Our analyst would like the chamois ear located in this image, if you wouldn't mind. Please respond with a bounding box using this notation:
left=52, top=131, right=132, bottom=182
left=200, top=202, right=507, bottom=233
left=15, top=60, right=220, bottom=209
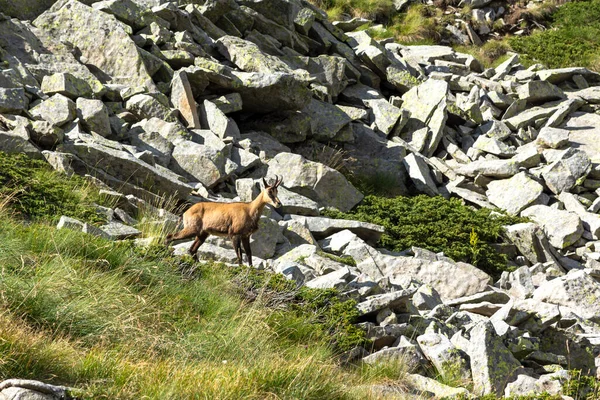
left=262, top=177, right=269, bottom=189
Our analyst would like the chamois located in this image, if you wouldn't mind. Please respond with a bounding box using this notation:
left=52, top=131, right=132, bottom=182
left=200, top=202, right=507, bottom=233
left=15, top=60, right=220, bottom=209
left=165, top=176, right=283, bottom=266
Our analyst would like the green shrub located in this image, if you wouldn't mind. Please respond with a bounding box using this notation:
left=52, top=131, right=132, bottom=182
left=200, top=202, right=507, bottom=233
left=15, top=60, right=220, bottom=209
left=231, top=266, right=367, bottom=352
left=324, top=195, right=524, bottom=276
left=509, top=0, right=600, bottom=70
left=0, top=152, right=106, bottom=223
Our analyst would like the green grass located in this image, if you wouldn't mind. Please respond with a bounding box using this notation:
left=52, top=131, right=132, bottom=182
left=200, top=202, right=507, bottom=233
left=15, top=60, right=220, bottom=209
left=0, top=152, right=109, bottom=224
left=0, top=152, right=407, bottom=399
left=324, top=195, right=524, bottom=276
left=0, top=209, right=405, bottom=399
left=509, top=0, right=600, bottom=70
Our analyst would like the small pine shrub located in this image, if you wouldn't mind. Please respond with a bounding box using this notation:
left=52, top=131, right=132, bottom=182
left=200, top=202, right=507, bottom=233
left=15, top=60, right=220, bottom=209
left=509, top=0, right=600, bottom=70
left=324, top=195, right=524, bottom=276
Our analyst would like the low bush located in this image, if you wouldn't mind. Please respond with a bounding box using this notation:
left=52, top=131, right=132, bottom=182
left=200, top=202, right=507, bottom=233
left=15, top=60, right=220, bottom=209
left=325, top=195, right=524, bottom=276
left=509, top=0, right=600, bottom=70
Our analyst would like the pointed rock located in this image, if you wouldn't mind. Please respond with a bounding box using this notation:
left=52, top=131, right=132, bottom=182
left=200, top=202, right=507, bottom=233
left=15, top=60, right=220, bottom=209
left=171, top=71, right=200, bottom=129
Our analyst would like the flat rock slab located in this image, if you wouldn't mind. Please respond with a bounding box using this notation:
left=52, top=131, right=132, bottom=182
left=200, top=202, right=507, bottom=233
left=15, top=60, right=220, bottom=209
left=562, top=112, right=600, bottom=163
left=34, top=0, right=155, bottom=91
left=287, top=215, right=384, bottom=244
left=486, top=172, right=544, bottom=215
left=533, top=270, right=600, bottom=323
left=521, top=205, right=583, bottom=249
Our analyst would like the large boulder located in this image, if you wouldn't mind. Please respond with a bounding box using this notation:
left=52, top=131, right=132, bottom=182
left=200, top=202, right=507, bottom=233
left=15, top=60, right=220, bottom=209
left=76, top=98, right=111, bottom=137
left=469, top=321, right=523, bottom=396
left=188, top=59, right=311, bottom=113
left=267, top=153, right=363, bottom=212
left=41, top=72, right=93, bottom=99
left=169, top=137, right=235, bottom=188
left=517, top=81, right=565, bottom=104
left=486, top=172, right=544, bottom=215
left=59, top=140, right=192, bottom=199
left=34, top=0, right=156, bottom=92
left=0, top=17, right=104, bottom=97
left=383, top=256, right=492, bottom=302
left=521, top=205, right=583, bottom=249
left=533, top=270, right=600, bottom=322
left=302, top=99, right=352, bottom=142
left=215, top=35, right=291, bottom=74
left=541, top=148, right=591, bottom=194
left=170, top=71, right=200, bottom=129
left=401, top=79, right=448, bottom=156
left=0, top=88, right=28, bottom=114
left=30, top=94, right=76, bottom=127
left=287, top=215, right=384, bottom=243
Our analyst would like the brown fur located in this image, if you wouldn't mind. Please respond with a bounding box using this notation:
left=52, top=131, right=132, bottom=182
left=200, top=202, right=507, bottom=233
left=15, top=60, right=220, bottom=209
left=165, top=178, right=282, bottom=266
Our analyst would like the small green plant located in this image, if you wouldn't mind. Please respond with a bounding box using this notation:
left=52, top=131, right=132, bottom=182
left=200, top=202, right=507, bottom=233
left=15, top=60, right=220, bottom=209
left=324, top=195, right=524, bottom=276
left=563, top=369, right=600, bottom=399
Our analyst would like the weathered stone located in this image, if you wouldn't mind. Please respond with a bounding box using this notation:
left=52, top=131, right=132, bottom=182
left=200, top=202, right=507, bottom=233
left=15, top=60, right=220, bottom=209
left=521, top=205, right=583, bottom=249
left=0, top=87, right=27, bottom=114
left=98, top=221, right=141, bottom=240
left=216, top=35, right=291, bottom=74
left=319, top=229, right=358, bottom=254
left=534, top=270, right=600, bottom=322
left=383, top=257, right=492, bottom=302
left=29, top=121, right=64, bottom=150
left=406, top=374, right=470, bottom=398
left=417, top=333, right=471, bottom=381
left=287, top=215, right=384, bottom=244
left=169, top=138, right=234, bottom=188
left=302, top=99, right=352, bottom=141
left=541, top=148, right=592, bottom=194
left=57, top=215, right=85, bottom=231
left=267, top=153, right=363, bottom=212
left=517, top=81, right=565, bottom=104
left=170, top=71, right=200, bottom=129
left=558, top=192, right=600, bottom=239
left=452, top=159, right=520, bottom=178
left=486, top=172, right=544, bottom=215
left=473, top=135, right=516, bottom=157
left=401, top=79, right=448, bottom=156
left=92, top=0, right=159, bottom=30
left=305, top=266, right=351, bottom=289
left=276, top=187, right=319, bottom=216
left=40, top=72, right=93, bottom=99
left=126, top=94, right=176, bottom=123
left=503, top=223, right=559, bottom=265
left=60, top=140, right=192, bottom=199
left=403, top=153, right=439, bottom=196
left=29, top=94, right=76, bottom=127
left=76, top=98, right=111, bottom=137
left=536, top=127, right=569, bottom=149
left=561, top=112, right=600, bottom=162
left=356, top=289, right=416, bottom=316
left=504, top=102, right=563, bottom=131
left=34, top=0, right=155, bottom=91
left=478, top=120, right=512, bottom=141
left=200, top=100, right=240, bottom=139
left=469, top=321, right=523, bottom=396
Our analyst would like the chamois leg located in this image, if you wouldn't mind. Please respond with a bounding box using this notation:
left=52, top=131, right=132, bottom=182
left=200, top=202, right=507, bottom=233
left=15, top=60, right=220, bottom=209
left=231, top=236, right=243, bottom=265
left=241, top=236, right=253, bottom=267
left=165, top=227, right=197, bottom=245
left=189, top=232, right=208, bottom=261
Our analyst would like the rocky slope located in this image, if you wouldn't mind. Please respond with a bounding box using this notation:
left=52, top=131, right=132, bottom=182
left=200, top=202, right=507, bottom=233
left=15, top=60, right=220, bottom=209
left=1, top=0, right=600, bottom=398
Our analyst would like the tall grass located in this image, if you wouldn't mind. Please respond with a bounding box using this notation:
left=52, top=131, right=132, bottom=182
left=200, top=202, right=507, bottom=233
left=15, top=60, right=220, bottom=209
left=0, top=207, right=411, bottom=398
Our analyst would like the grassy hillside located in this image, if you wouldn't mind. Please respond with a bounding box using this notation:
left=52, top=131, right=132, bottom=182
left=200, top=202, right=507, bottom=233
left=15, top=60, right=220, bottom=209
left=311, top=0, right=600, bottom=71
left=0, top=152, right=406, bottom=399
left=509, top=0, right=600, bottom=70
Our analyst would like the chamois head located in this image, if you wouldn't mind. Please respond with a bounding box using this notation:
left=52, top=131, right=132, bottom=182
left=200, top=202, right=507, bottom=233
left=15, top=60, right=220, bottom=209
left=262, top=176, right=283, bottom=208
